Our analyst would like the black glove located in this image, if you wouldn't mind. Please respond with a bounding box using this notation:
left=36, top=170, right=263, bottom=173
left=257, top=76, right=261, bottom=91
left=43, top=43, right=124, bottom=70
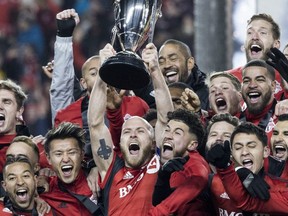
left=236, top=167, right=270, bottom=201
left=206, top=140, right=231, bottom=169
left=266, top=47, right=288, bottom=82
left=56, top=18, right=76, bottom=37
left=152, top=156, right=189, bottom=206
left=158, top=156, right=189, bottom=182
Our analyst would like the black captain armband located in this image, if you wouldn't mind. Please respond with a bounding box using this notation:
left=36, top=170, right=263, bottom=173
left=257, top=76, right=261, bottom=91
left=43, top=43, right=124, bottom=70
left=57, top=18, right=76, bottom=37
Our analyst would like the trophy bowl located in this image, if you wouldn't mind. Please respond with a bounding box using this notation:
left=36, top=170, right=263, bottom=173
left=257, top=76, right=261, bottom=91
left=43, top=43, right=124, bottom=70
left=99, top=0, right=161, bottom=90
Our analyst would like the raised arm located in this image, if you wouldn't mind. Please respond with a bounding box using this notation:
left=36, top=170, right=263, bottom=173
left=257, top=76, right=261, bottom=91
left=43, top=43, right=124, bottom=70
left=50, top=9, right=80, bottom=123
left=88, top=44, right=116, bottom=180
left=141, top=43, right=174, bottom=147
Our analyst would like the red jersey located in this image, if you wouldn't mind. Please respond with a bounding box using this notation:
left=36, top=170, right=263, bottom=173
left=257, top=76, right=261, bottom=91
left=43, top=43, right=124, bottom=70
left=149, top=150, right=210, bottom=216
left=40, top=170, right=94, bottom=216
left=54, top=96, right=84, bottom=127
left=218, top=164, right=288, bottom=215
left=0, top=201, right=53, bottom=216
left=210, top=174, right=243, bottom=216
left=0, top=134, right=16, bottom=174
left=227, top=66, right=284, bottom=101
left=100, top=154, right=160, bottom=215
left=240, top=100, right=278, bottom=149
left=54, top=95, right=149, bottom=128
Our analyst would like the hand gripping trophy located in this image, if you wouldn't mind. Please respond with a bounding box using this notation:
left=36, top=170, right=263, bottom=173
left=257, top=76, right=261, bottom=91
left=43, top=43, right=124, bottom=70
left=99, top=0, right=162, bottom=90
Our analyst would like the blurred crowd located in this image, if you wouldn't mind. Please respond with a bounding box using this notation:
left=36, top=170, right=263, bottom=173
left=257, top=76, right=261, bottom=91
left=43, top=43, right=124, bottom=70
left=0, top=0, right=194, bottom=135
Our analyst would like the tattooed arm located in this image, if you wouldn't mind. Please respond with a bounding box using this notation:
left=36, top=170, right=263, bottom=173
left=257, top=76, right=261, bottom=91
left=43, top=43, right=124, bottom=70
left=88, top=44, right=116, bottom=181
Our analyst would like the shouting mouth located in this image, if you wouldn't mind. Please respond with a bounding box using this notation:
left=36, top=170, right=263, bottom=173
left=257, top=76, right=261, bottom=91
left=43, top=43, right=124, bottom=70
left=215, top=98, right=227, bottom=111
left=242, top=159, right=253, bottom=171
left=16, top=188, right=28, bottom=202
left=247, top=92, right=261, bottom=104
left=164, top=70, right=178, bottom=83
left=61, top=165, right=73, bottom=176
left=274, top=144, right=287, bottom=160
left=129, top=143, right=140, bottom=155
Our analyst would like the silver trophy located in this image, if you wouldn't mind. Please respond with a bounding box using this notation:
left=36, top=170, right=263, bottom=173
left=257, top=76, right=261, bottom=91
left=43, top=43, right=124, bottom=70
left=99, top=0, right=162, bottom=90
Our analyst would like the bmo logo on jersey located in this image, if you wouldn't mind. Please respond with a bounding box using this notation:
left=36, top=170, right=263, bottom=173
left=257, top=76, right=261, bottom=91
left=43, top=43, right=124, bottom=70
left=219, top=208, right=269, bottom=216
left=118, top=156, right=160, bottom=198
left=219, top=208, right=243, bottom=216
left=119, top=173, right=144, bottom=198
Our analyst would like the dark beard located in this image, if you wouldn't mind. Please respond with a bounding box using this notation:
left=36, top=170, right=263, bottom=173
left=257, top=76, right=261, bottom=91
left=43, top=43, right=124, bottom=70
left=121, top=146, right=153, bottom=169
left=174, top=148, right=187, bottom=158
left=179, top=64, right=189, bottom=83
left=246, top=90, right=273, bottom=115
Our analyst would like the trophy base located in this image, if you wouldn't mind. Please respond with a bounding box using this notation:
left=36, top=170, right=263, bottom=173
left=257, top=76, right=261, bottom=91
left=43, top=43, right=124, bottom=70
left=99, top=52, right=151, bottom=90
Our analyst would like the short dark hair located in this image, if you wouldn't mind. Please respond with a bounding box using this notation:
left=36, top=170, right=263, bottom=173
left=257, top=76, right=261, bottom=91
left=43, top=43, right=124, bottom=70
left=242, top=59, right=275, bottom=81
left=230, top=122, right=267, bottom=148
left=3, top=156, right=33, bottom=178
left=44, top=122, right=86, bottom=153
left=278, top=114, right=288, bottom=122
left=10, top=136, right=40, bottom=161
left=143, top=108, right=157, bottom=123
left=168, top=82, right=193, bottom=91
left=248, top=13, right=280, bottom=40
left=162, top=39, right=192, bottom=59
left=206, top=113, right=240, bottom=135
left=167, top=109, right=206, bottom=148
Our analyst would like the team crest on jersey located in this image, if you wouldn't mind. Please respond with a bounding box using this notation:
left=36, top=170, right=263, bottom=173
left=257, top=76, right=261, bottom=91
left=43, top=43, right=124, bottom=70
left=265, top=117, right=275, bottom=132
left=147, top=155, right=160, bottom=174
left=274, top=80, right=282, bottom=94
left=123, top=114, right=132, bottom=121
left=241, top=102, right=247, bottom=112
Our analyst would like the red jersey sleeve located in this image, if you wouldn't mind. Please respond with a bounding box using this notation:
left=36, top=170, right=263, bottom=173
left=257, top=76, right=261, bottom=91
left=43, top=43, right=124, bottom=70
left=218, top=164, right=288, bottom=214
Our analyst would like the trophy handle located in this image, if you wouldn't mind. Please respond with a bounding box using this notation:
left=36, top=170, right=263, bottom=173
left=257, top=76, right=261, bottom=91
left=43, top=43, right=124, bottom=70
left=111, top=26, right=117, bottom=47
left=112, top=0, right=126, bottom=51
left=111, top=1, right=119, bottom=47
left=148, top=0, right=162, bottom=43
left=148, top=0, right=158, bottom=43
